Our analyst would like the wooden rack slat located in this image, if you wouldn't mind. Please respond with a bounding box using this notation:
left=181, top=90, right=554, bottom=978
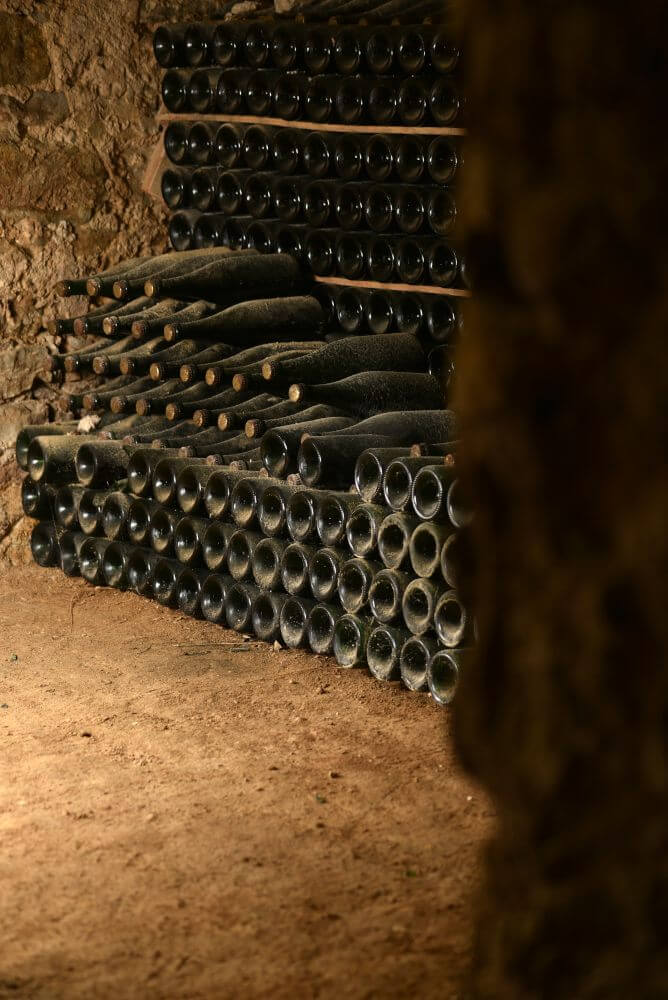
left=315, top=275, right=471, bottom=298
left=157, top=112, right=466, bottom=137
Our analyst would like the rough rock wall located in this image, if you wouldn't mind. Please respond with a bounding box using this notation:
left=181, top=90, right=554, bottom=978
left=0, top=1, right=256, bottom=562
left=454, top=0, right=668, bottom=996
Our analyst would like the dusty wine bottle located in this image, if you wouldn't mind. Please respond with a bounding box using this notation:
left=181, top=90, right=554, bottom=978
left=290, top=372, right=445, bottom=421
left=306, top=602, right=343, bottom=656
left=368, top=567, right=413, bottom=625
left=144, top=253, right=308, bottom=304
left=279, top=595, right=318, bottom=649
left=400, top=635, right=441, bottom=691
left=345, top=502, right=387, bottom=559
left=22, top=478, right=56, bottom=520
left=401, top=577, right=445, bottom=635
left=307, top=547, right=345, bottom=603
left=333, top=613, right=373, bottom=669
left=384, top=456, right=452, bottom=511
left=366, top=623, right=412, bottom=682
left=377, top=511, right=421, bottom=570
left=263, top=332, right=426, bottom=387
left=411, top=464, right=458, bottom=521
left=354, top=448, right=415, bottom=503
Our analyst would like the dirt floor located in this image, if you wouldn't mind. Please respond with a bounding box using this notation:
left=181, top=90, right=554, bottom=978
left=0, top=563, right=492, bottom=1000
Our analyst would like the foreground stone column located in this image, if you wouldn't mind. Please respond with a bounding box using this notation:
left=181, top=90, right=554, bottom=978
left=453, top=1, right=668, bottom=996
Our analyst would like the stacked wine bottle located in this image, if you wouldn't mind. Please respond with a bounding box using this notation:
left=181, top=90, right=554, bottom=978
left=18, top=246, right=470, bottom=705
left=155, top=13, right=467, bottom=345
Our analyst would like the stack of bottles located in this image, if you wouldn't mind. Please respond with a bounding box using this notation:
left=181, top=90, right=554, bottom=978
left=154, top=12, right=467, bottom=344
left=18, top=246, right=471, bottom=705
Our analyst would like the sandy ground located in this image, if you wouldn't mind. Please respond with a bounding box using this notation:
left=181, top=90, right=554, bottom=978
left=0, top=564, right=492, bottom=1000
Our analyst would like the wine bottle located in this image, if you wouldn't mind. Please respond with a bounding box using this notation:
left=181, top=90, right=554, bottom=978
left=427, top=647, right=466, bottom=706
left=427, top=136, right=460, bottom=185
left=299, top=434, right=398, bottom=489
left=411, top=464, right=458, bottom=521
left=410, top=521, right=455, bottom=580
left=169, top=210, right=198, bottom=251
left=338, top=556, right=382, bottom=614
left=164, top=122, right=189, bottom=164
left=92, top=336, right=165, bottom=377
left=251, top=536, right=290, bottom=590
left=280, top=541, right=316, bottom=596
left=21, top=477, right=56, bottom=520
left=123, top=338, right=201, bottom=378
left=205, top=338, right=321, bottom=383
left=272, top=129, right=302, bottom=175
left=430, top=78, right=462, bottom=126
left=201, top=393, right=280, bottom=430
left=75, top=441, right=140, bottom=488
left=307, top=602, right=343, bottom=655
left=289, top=372, right=445, bottom=420
left=325, top=410, right=459, bottom=449
left=193, top=213, right=229, bottom=250
left=273, top=72, right=307, bottom=120
left=49, top=335, right=128, bottom=375
left=245, top=69, right=282, bottom=115
left=187, top=121, right=219, bottom=164
left=173, top=463, right=218, bottom=514
left=86, top=247, right=231, bottom=298
left=345, top=502, right=387, bottom=559
left=145, top=253, right=308, bottom=303
left=366, top=236, right=395, bottom=282
left=225, top=580, right=262, bottom=632
left=308, top=547, right=345, bottom=603
left=337, top=76, right=397, bottom=125
left=255, top=481, right=299, bottom=537
left=53, top=484, right=88, bottom=529
left=55, top=257, right=151, bottom=298
left=75, top=297, right=155, bottom=336
left=279, top=595, right=317, bottom=649
left=245, top=403, right=345, bottom=439
left=252, top=591, right=291, bottom=642
left=153, top=24, right=189, bottom=68
left=383, top=456, right=447, bottom=511
left=161, top=167, right=191, bottom=209
left=354, top=447, right=414, bottom=503
left=212, top=20, right=246, bottom=67
left=303, top=27, right=333, bottom=74
left=400, top=634, right=441, bottom=691
left=215, top=123, right=243, bottom=169
left=185, top=23, right=217, bottom=67
left=101, top=377, right=168, bottom=415
left=285, top=488, right=319, bottom=543
left=78, top=536, right=110, bottom=583
left=368, top=568, right=413, bottom=625
left=178, top=344, right=239, bottom=384
left=227, top=529, right=262, bottom=581
left=303, top=132, right=331, bottom=179
left=216, top=68, right=254, bottom=114
left=365, top=623, right=408, bottom=682
left=150, top=506, right=182, bottom=556
left=263, top=332, right=426, bottom=387
left=164, top=296, right=322, bottom=347
left=188, top=167, right=223, bottom=212
left=377, top=511, right=421, bottom=569
left=333, top=613, right=373, bottom=669
left=243, top=172, right=275, bottom=219
left=261, top=417, right=358, bottom=479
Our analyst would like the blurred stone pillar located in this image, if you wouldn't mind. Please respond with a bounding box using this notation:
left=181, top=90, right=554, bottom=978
left=453, top=1, right=668, bottom=996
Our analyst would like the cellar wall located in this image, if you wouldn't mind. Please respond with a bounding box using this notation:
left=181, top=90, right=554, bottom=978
left=0, top=0, right=261, bottom=561
left=453, top=0, right=668, bottom=995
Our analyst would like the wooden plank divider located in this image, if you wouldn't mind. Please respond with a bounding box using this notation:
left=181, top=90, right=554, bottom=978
left=314, top=275, right=471, bottom=298
left=157, top=111, right=466, bottom=137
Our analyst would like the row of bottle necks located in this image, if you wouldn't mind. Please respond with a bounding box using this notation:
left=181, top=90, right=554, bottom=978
left=154, top=21, right=460, bottom=78
left=164, top=121, right=461, bottom=187
left=167, top=211, right=466, bottom=292
left=161, top=167, right=458, bottom=238
left=162, top=68, right=463, bottom=127
left=156, top=232, right=463, bottom=339
left=30, top=521, right=465, bottom=702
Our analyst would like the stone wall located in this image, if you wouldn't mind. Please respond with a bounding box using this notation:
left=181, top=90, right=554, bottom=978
left=454, top=0, right=668, bottom=995
left=0, top=0, right=260, bottom=562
